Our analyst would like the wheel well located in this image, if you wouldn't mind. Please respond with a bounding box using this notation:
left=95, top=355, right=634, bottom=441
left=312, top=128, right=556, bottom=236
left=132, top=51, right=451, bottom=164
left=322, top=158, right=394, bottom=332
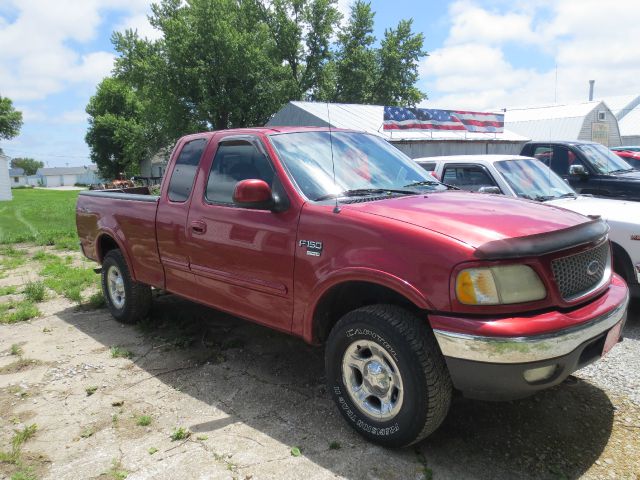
left=312, top=281, right=423, bottom=344
left=611, top=241, right=634, bottom=283
left=97, top=235, right=120, bottom=263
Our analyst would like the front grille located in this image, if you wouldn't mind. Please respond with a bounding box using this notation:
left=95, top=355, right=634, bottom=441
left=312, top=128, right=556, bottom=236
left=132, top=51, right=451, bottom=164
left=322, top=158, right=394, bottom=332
left=551, top=242, right=610, bottom=300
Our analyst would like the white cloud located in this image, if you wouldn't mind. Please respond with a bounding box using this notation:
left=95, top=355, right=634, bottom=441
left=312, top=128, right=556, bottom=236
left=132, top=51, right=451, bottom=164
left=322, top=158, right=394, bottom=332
left=421, top=0, right=640, bottom=110
left=0, top=0, right=153, bottom=101
left=115, top=12, right=163, bottom=40
left=446, top=1, right=538, bottom=46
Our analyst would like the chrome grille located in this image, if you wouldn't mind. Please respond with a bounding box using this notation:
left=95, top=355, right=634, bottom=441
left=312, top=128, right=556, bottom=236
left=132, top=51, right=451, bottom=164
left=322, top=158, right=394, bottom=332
left=551, top=242, right=610, bottom=300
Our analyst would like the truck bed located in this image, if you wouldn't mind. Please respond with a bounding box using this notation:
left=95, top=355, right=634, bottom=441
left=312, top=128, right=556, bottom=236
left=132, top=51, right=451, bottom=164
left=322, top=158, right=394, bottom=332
left=76, top=187, right=164, bottom=288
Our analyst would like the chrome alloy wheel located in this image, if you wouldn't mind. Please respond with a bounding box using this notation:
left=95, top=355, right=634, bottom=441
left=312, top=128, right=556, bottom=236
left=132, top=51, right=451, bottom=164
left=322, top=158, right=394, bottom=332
left=341, top=339, right=404, bottom=421
left=107, top=265, right=126, bottom=309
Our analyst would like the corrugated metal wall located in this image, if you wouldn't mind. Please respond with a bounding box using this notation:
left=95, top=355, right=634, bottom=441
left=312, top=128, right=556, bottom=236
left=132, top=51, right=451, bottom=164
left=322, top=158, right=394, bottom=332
left=621, top=135, right=640, bottom=145
left=391, top=140, right=527, bottom=159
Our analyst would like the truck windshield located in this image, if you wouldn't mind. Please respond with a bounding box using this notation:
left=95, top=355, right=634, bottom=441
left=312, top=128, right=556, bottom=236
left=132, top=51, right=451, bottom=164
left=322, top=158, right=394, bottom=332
left=576, top=143, right=634, bottom=174
left=268, top=131, right=447, bottom=201
left=494, top=158, right=576, bottom=201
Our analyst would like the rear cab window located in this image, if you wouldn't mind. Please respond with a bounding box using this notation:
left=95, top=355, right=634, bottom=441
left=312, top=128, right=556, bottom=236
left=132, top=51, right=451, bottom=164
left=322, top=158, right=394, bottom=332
left=167, top=138, right=208, bottom=202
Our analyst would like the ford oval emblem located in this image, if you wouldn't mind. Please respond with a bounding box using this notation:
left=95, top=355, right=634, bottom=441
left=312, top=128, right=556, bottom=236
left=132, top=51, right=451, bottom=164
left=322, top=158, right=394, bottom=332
left=586, top=260, right=600, bottom=276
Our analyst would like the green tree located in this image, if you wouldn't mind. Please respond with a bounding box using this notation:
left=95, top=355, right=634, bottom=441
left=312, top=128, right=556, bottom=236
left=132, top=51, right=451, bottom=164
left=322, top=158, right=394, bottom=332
left=258, top=0, right=341, bottom=99
left=85, top=77, right=147, bottom=179
left=0, top=96, right=23, bottom=140
left=373, top=19, right=427, bottom=106
left=334, top=1, right=377, bottom=103
left=10, top=157, right=44, bottom=176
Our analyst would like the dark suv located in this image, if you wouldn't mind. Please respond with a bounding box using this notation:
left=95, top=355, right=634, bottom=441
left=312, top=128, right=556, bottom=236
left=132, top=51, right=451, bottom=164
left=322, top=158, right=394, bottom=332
left=521, top=140, right=640, bottom=201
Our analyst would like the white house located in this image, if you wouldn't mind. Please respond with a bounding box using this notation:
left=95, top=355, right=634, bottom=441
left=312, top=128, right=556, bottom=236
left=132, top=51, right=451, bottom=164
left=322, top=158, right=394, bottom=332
left=36, top=165, right=103, bottom=187
left=8, top=168, right=27, bottom=187
left=0, top=153, right=11, bottom=201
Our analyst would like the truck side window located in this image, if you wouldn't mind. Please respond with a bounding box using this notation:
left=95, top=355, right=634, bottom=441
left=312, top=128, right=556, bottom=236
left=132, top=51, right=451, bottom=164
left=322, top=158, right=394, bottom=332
left=548, top=147, right=585, bottom=176
left=441, top=165, right=498, bottom=192
left=532, top=146, right=552, bottom=167
left=206, top=141, right=275, bottom=204
left=167, top=138, right=207, bottom=202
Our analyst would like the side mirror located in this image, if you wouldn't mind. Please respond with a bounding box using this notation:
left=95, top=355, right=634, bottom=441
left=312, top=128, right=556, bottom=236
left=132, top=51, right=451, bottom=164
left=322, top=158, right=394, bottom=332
left=569, top=164, right=588, bottom=176
left=478, top=186, right=501, bottom=194
left=233, top=179, right=274, bottom=209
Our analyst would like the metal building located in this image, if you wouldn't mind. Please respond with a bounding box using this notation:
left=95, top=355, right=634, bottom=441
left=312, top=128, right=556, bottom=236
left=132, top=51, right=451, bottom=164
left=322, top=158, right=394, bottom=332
left=0, top=153, right=12, bottom=201
left=600, top=94, right=640, bottom=146
left=266, top=101, right=529, bottom=158
left=504, top=101, right=622, bottom=147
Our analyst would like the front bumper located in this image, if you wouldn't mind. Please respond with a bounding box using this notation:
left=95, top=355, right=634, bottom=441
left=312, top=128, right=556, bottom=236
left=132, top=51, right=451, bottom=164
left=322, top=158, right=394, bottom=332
left=431, top=276, right=629, bottom=400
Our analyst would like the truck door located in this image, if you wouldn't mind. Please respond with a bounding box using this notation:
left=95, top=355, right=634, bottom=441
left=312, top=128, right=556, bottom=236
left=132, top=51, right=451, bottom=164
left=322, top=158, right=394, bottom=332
left=533, top=145, right=592, bottom=194
left=186, top=135, right=299, bottom=332
left=156, top=136, right=208, bottom=298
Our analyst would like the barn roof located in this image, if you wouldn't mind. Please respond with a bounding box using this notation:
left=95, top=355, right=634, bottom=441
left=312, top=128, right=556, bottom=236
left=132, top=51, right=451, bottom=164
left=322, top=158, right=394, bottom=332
left=267, top=101, right=528, bottom=142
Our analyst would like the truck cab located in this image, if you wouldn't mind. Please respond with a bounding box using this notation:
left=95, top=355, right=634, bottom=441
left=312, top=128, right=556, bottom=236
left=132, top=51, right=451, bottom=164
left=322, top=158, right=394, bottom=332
left=521, top=140, right=640, bottom=201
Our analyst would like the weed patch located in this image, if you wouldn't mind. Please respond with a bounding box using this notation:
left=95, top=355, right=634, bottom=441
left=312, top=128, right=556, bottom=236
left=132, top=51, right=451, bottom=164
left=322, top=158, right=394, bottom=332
left=0, top=301, right=40, bottom=324
left=0, top=424, right=37, bottom=465
left=10, top=344, right=23, bottom=356
left=0, top=358, right=41, bottom=375
left=39, top=255, right=96, bottom=302
left=85, top=386, right=98, bottom=396
left=170, top=427, right=190, bottom=441
left=136, top=415, right=152, bottom=427
left=110, top=346, right=133, bottom=359
left=85, top=292, right=106, bottom=309
left=0, top=285, right=17, bottom=296
left=23, top=282, right=45, bottom=303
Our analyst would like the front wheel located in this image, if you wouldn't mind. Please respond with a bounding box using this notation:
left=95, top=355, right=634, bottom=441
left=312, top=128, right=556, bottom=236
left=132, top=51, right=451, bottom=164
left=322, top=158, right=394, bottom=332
left=101, top=249, right=151, bottom=324
left=325, top=304, right=452, bottom=447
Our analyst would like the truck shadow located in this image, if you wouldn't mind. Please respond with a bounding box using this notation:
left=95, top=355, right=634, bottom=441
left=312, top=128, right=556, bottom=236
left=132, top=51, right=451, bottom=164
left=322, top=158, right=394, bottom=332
left=56, top=293, right=620, bottom=480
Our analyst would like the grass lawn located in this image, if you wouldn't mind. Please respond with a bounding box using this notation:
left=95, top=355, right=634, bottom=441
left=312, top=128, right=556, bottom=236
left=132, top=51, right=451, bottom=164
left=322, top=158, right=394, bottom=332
left=0, top=189, right=80, bottom=248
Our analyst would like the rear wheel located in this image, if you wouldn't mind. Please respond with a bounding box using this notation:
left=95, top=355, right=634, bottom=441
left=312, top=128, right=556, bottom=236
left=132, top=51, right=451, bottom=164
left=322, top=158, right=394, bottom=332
left=325, top=304, right=452, bottom=447
left=101, top=249, right=151, bottom=324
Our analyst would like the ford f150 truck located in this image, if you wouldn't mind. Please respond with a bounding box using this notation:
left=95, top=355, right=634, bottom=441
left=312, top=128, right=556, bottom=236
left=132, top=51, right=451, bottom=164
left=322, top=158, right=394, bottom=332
left=77, top=127, right=629, bottom=447
left=521, top=140, right=640, bottom=201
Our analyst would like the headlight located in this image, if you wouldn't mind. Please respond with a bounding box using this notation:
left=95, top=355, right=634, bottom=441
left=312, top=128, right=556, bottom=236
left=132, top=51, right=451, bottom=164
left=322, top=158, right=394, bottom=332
left=456, top=265, right=546, bottom=305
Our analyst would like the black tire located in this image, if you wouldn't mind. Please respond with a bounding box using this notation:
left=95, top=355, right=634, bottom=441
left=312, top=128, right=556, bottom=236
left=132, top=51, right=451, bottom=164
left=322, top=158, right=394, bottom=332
left=325, top=304, right=452, bottom=447
left=101, top=249, right=151, bottom=324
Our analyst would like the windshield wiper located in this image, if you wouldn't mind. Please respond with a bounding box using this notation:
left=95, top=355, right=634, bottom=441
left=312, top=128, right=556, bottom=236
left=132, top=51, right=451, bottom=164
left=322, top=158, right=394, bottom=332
left=534, top=195, right=557, bottom=201
left=608, top=168, right=635, bottom=174
left=403, top=180, right=459, bottom=191
left=558, top=192, right=577, bottom=198
left=315, top=188, right=418, bottom=202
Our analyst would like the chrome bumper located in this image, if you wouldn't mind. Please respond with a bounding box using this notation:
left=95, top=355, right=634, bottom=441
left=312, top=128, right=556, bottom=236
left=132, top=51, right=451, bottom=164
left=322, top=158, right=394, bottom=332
left=434, top=292, right=629, bottom=364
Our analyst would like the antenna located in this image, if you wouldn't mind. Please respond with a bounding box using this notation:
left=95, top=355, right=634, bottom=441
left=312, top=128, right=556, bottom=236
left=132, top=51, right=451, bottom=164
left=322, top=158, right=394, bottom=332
left=326, top=102, right=340, bottom=213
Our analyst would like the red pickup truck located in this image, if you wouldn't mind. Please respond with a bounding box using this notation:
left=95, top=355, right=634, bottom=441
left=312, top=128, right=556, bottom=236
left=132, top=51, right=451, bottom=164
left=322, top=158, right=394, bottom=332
left=77, top=127, right=629, bottom=447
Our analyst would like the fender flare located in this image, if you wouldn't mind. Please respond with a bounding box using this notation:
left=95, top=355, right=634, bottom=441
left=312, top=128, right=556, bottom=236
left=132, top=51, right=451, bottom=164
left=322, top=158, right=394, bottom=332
left=95, top=229, right=138, bottom=282
left=302, top=267, right=434, bottom=343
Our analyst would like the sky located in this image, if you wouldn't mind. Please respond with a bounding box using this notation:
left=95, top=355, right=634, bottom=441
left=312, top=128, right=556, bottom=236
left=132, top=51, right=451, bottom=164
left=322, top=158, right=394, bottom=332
left=1, top=0, right=639, bottom=167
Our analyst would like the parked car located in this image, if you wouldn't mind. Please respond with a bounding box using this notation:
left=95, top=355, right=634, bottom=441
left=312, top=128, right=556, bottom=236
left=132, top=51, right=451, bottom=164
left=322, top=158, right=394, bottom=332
left=520, top=141, right=640, bottom=201
left=611, top=146, right=640, bottom=153
left=416, top=154, right=640, bottom=298
left=77, top=128, right=629, bottom=447
left=611, top=149, right=640, bottom=170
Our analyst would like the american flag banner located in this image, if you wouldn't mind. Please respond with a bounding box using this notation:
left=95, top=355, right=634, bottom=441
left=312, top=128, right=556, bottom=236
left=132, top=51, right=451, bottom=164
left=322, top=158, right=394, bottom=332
left=383, top=106, right=504, bottom=133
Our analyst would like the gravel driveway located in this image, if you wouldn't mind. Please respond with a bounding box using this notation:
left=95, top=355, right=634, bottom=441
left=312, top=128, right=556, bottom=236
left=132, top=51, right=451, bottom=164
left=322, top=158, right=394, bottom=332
left=1, top=250, right=639, bottom=480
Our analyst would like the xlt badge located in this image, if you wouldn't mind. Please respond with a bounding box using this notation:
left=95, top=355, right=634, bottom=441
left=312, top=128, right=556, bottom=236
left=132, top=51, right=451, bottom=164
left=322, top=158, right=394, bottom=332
left=299, top=239, right=323, bottom=257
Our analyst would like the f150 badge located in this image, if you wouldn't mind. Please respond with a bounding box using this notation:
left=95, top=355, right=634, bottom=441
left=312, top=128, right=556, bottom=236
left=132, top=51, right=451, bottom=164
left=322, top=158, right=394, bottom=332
left=299, top=240, right=323, bottom=256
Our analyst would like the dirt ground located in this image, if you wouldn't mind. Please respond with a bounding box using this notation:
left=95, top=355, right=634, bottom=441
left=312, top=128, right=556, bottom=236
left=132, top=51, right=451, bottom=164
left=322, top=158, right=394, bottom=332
left=1, top=247, right=639, bottom=480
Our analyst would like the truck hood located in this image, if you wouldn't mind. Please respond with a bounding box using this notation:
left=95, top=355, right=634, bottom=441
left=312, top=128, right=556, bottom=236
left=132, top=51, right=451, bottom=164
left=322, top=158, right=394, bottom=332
left=545, top=195, right=639, bottom=222
left=343, top=191, right=592, bottom=248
